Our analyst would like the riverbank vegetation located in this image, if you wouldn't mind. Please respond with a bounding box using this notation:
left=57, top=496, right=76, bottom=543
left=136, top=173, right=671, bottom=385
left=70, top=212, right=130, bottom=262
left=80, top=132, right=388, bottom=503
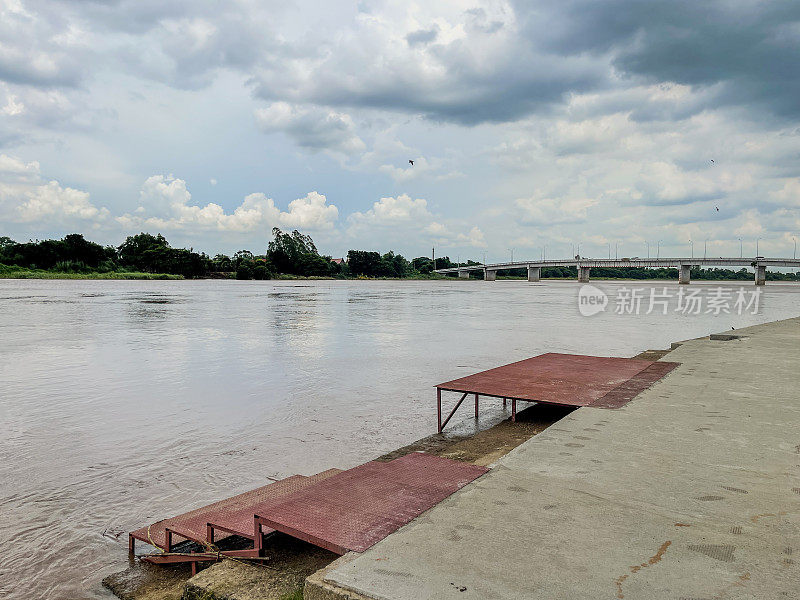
left=1, top=231, right=797, bottom=281
left=0, top=229, right=452, bottom=280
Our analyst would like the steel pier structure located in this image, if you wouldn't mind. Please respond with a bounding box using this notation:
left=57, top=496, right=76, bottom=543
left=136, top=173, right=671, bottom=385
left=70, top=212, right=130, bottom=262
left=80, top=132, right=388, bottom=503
left=436, top=257, right=800, bottom=285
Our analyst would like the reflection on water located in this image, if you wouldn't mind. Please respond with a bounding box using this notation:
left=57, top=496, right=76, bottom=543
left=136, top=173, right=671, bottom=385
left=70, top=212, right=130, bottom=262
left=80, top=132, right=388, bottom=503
left=0, top=278, right=798, bottom=599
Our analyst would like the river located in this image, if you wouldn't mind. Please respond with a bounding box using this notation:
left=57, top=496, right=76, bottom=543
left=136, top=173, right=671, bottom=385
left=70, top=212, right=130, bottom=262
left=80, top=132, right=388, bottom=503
left=0, top=278, right=798, bottom=599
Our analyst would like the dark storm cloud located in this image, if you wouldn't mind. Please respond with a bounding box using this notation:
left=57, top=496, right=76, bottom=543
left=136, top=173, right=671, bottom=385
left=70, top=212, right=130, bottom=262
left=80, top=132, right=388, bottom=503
left=524, top=0, right=800, bottom=119
left=4, top=1, right=800, bottom=127
left=406, top=27, right=438, bottom=47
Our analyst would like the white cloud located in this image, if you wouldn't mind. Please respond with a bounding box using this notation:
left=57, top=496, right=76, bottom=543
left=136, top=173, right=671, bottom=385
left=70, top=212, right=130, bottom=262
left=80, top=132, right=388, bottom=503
left=280, top=191, right=339, bottom=230
left=15, top=180, right=108, bottom=222
left=117, top=175, right=338, bottom=233
left=424, top=221, right=488, bottom=248
left=349, top=194, right=431, bottom=225
left=771, top=179, right=800, bottom=207
left=0, top=154, right=39, bottom=180
left=0, top=154, right=109, bottom=225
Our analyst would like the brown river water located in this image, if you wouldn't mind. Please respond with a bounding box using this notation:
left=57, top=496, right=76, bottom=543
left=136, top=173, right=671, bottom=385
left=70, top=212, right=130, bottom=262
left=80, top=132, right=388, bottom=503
left=1, top=278, right=798, bottom=599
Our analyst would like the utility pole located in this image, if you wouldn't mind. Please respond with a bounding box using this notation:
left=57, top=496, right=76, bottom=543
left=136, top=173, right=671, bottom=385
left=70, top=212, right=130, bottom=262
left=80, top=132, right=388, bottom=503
left=507, top=248, right=514, bottom=262
left=738, top=238, right=743, bottom=258
left=432, top=247, right=435, bottom=272
left=657, top=240, right=661, bottom=259
left=482, top=251, right=487, bottom=265
left=615, top=241, right=620, bottom=260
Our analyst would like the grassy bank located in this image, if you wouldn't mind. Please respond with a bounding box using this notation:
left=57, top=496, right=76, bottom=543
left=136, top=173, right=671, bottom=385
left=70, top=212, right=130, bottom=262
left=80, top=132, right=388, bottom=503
left=0, top=266, right=183, bottom=280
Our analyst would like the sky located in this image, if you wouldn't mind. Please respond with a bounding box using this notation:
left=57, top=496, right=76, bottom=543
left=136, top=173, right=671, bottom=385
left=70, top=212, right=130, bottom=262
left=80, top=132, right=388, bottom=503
left=1, top=0, right=799, bottom=261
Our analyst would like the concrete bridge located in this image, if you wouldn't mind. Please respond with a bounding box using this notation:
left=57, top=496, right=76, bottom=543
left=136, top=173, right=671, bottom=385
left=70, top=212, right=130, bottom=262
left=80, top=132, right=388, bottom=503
left=435, top=257, right=800, bottom=285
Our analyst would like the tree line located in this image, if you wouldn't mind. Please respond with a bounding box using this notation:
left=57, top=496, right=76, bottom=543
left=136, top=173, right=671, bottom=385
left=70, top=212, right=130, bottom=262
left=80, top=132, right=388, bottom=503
left=0, top=230, right=454, bottom=279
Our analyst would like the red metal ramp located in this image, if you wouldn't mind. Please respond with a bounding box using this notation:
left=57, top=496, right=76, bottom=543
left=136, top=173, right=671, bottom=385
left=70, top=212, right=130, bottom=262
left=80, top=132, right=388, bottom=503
left=253, top=452, right=488, bottom=555
left=129, top=469, right=341, bottom=552
left=206, top=468, right=342, bottom=541
left=435, top=353, right=679, bottom=431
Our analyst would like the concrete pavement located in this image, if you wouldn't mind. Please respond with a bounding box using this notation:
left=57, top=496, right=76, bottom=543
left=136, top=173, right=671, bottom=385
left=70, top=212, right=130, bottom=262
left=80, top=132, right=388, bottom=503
left=307, top=317, right=800, bottom=600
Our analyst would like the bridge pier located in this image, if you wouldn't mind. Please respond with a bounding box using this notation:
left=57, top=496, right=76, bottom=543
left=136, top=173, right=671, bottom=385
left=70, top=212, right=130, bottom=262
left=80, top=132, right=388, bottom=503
left=577, top=266, right=590, bottom=283
left=458, top=270, right=470, bottom=279
left=527, top=266, right=541, bottom=282
left=679, top=265, right=691, bottom=285
left=755, top=264, right=766, bottom=286
left=484, top=269, right=497, bottom=281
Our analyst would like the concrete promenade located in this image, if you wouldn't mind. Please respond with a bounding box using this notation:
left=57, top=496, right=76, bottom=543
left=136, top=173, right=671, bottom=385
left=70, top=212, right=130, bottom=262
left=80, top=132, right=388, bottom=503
left=308, top=318, right=800, bottom=599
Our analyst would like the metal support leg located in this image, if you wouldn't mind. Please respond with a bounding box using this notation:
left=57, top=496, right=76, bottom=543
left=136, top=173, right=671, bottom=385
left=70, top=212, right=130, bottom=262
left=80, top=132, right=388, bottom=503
left=206, top=524, right=214, bottom=544
left=128, top=534, right=135, bottom=556
left=437, top=388, right=442, bottom=433
left=165, top=528, right=173, bottom=552
left=439, top=392, right=469, bottom=432
left=191, top=562, right=198, bottom=576
left=254, top=515, right=263, bottom=556
left=474, top=394, right=479, bottom=418
left=503, top=397, right=507, bottom=409
left=512, top=399, right=517, bottom=422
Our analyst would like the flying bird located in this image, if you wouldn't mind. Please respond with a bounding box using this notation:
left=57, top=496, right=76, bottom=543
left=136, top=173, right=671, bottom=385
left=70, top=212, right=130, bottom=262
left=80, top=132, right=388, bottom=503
left=408, top=159, right=414, bottom=166
left=715, top=206, right=719, bottom=211
left=710, top=159, right=715, bottom=164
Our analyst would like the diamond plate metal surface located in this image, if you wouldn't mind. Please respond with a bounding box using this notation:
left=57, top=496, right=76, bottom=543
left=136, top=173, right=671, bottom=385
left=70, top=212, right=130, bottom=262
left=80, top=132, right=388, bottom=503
left=254, top=453, right=488, bottom=555
left=130, top=469, right=341, bottom=549
left=437, top=353, right=678, bottom=408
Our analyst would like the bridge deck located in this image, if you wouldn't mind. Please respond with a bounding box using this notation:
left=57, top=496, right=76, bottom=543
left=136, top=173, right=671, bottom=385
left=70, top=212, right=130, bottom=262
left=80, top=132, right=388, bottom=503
left=435, top=353, right=678, bottom=431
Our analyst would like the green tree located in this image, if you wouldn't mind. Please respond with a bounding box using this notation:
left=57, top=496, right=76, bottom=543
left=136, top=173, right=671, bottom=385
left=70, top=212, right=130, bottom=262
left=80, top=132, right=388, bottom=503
left=267, top=228, right=332, bottom=276
left=347, top=250, right=381, bottom=276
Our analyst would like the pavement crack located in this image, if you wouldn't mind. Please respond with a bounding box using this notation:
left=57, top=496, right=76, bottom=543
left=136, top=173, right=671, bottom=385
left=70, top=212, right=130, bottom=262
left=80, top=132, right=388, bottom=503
left=613, top=540, right=672, bottom=599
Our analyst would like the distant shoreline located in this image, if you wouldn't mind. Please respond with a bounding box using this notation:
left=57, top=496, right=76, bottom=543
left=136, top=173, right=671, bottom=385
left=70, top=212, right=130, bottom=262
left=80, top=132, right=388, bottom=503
left=2, top=271, right=797, bottom=283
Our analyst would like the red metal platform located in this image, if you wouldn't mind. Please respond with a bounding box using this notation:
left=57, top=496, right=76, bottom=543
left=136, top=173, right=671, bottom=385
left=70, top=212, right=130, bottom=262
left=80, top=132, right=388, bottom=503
left=253, top=452, right=488, bottom=555
left=435, top=353, right=679, bottom=431
left=129, top=469, right=341, bottom=553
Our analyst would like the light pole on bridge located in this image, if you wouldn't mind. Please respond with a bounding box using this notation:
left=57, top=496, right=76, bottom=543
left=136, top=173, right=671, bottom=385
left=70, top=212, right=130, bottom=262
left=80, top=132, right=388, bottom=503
left=738, top=238, right=743, bottom=258
left=615, top=241, right=621, bottom=260
left=756, top=237, right=762, bottom=257
left=507, top=248, right=514, bottom=263
left=704, top=238, right=709, bottom=260
left=657, top=240, right=661, bottom=259
left=646, top=241, right=650, bottom=259
left=689, top=239, right=694, bottom=259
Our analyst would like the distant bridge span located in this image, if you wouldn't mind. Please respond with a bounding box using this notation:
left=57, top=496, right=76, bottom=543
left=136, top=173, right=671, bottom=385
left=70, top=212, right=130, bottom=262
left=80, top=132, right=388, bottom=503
left=435, top=257, right=800, bottom=285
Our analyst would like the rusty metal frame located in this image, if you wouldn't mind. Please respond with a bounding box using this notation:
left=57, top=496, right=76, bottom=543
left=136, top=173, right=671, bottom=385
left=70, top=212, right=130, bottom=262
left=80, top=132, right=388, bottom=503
left=255, top=513, right=347, bottom=555
left=437, top=387, right=528, bottom=432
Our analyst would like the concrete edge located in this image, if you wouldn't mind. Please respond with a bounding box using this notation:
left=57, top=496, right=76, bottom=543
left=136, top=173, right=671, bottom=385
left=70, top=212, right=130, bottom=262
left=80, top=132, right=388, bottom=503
left=305, top=553, right=379, bottom=600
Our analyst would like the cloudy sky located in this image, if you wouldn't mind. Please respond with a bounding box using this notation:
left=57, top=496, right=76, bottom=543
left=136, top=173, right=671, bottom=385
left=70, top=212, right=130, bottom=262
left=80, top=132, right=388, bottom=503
left=1, top=0, right=799, bottom=261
